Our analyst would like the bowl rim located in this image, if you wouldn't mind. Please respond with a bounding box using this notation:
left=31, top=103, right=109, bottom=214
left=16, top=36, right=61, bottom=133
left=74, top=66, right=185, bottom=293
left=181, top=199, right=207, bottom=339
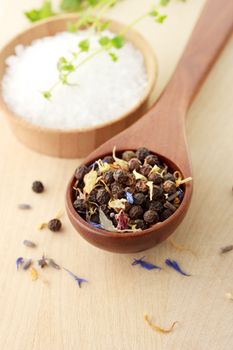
left=0, top=14, right=158, bottom=134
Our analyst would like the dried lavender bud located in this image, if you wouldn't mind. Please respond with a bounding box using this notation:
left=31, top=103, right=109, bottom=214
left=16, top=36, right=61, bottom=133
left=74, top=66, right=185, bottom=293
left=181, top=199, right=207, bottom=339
left=111, top=183, right=125, bottom=199
left=152, top=185, right=164, bottom=200
left=48, top=258, right=61, bottom=270
left=38, top=255, right=47, bottom=268
left=122, top=150, right=136, bottom=161
left=103, top=170, right=114, bottom=184
left=163, top=173, right=176, bottom=182
left=128, top=158, right=141, bottom=172
left=129, top=205, right=143, bottom=219
left=160, top=208, right=173, bottom=221
left=145, top=154, right=159, bottom=166
left=220, top=245, right=233, bottom=254
left=103, top=155, right=114, bottom=164
left=136, top=147, right=150, bottom=162
left=48, top=218, right=62, bottom=232
left=148, top=172, right=163, bottom=185
left=23, top=259, right=32, bottom=270
left=135, top=180, right=148, bottom=194
left=113, top=169, right=129, bottom=185
left=74, top=165, right=89, bottom=181
left=149, top=200, right=164, bottom=212
left=144, top=210, right=159, bottom=224
left=163, top=180, right=177, bottom=195
left=134, top=219, right=147, bottom=230
left=96, top=188, right=110, bottom=205
left=18, top=203, right=32, bottom=210
left=133, top=193, right=146, bottom=206
left=140, top=165, right=152, bottom=177
left=73, top=198, right=87, bottom=212
left=32, top=181, right=44, bottom=193
left=23, top=240, right=36, bottom=248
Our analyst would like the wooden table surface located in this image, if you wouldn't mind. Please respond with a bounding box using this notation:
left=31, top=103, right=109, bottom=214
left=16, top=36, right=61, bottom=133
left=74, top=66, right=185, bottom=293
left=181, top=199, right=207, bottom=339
left=0, top=1, right=233, bottom=349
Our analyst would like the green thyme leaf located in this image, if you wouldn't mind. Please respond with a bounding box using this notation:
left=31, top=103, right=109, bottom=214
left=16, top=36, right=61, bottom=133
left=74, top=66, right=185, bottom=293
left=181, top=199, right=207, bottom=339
left=67, top=22, right=78, bottom=32
left=111, top=35, right=125, bottom=49
left=24, top=1, right=54, bottom=22
left=42, top=91, right=52, bottom=99
left=99, top=36, right=111, bottom=47
left=109, top=52, right=118, bottom=62
left=155, top=15, right=167, bottom=23
left=78, top=39, right=90, bottom=52
left=98, top=20, right=111, bottom=32
left=149, top=10, right=158, bottom=17
left=60, top=0, right=82, bottom=12
left=159, top=0, right=170, bottom=6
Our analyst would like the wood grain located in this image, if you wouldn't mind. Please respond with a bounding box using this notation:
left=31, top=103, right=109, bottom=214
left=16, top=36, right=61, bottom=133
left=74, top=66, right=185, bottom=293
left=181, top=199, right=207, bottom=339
left=0, top=0, right=233, bottom=349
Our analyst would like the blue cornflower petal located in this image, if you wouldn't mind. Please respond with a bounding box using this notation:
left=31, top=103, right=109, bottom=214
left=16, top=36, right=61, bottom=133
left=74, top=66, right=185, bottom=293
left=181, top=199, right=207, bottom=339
left=63, top=268, right=88, bottom=288
left=165, top=259, right=190, bottom=276
left=87, top=221, right=102, bottom=229
left=16, top=257, right=24, bottom=270
left=132, top=256, right=161, bottom=270
left=126, top=191, right=134, bottom=204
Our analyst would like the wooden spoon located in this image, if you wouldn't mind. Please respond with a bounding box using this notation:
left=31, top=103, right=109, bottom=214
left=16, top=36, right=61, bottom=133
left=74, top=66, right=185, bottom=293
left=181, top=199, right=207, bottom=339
left=66, top=0, right=233, bottom=253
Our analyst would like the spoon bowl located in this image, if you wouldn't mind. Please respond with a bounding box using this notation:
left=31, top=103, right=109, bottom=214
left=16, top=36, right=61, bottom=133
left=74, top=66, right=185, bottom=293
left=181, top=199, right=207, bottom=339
left=66, top=0, right=233, bottom=253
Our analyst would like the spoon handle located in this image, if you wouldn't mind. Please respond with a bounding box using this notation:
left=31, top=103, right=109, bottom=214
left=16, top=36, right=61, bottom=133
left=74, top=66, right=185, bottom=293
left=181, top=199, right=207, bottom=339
left=160, top=0, right=233, bottom=112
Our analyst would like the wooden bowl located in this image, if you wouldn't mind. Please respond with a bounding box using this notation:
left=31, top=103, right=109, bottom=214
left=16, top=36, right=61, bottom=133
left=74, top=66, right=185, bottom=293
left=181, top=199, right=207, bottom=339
left=0, top=15, right=157, bottom=158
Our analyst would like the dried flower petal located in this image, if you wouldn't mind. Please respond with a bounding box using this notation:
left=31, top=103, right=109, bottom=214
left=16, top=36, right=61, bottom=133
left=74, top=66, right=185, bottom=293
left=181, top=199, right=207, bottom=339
left=133, top=169, right=147, bottom=181
left=169, top=239, right=197, bottom=256
left=176, top=177, right=192, bottom=186
left=220, top=245, right=233, bottom=254
left=16, top=257, right=24, bottom=270
left=109, top=198, right=127, bottom=210
left=126, top=191, right=134, bottom=204
left=146, top=181, right=153, bottom=201
left=96, top=159, right=111, bottom=173
left=115, top=210, right=129, bottom=230
left=23, top=240, right=36, bottom=248
left=37, top=222, right=47, bottom=230
left=83, top=169, right=98, bottom=194
left=38, top=254, right=48, bottom=268
left=225, top=292, right=233, bottom=300
left=112, top=146, right=128, bottom=170
left=30, top=267, right=38, bottom=281
left=144, top=314, right=177, bottom=333
left=87, top=221, right=102, bottom=229
left=63, top=268, right=88, bottom=288
left=23, top=259, right=32, bottom=270
left=165, top=258, right=190, bottom=276
left=18, top=203, right=32, bottom=210
left=148, top=165, right=160, bottom=175
left=54, top=210, right=64, bottom=219
left=48, top=258, right=61, bottom=270
left=99, top=208, right=118, bottom=232
left=132, top=256, right=161, bottom=270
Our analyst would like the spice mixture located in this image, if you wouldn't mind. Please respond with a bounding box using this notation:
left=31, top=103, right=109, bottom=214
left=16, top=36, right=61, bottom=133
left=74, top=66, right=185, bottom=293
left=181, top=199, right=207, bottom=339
left=72, top=147, right=192, bottom=232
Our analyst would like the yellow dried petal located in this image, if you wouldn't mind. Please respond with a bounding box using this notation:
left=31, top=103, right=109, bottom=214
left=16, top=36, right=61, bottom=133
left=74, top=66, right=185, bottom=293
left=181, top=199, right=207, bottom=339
left=108, top=199, right=127, bottom=210
left=83, top=169, right=98, bottom=194
left=133, top=169, right=147, bottom=181
left=96, top=159, right=111, bottom=173
left=54, top=210, right=64, bottom=219
left=169, top=238, right=197, bottom=256
left=149, top=165, right=161, bottom=175
left=30, top=267, right=38, bottom=281
left=144, top=314, right=177, bottom=334
left=113, top=146, right=128, bottom=170
left=146, top=181, right=153, bottom=201
left=37, top=222, right=47, bottom=230
left=176, top=177, right=192, bottom=186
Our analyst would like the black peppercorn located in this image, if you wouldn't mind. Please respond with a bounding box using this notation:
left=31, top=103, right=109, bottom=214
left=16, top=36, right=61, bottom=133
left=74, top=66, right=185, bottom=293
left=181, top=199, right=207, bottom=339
left=163, top=180, right=177, bottom=195
left=125, top=173, right=136, bottom=187
left=145, top=154, right=159, bottom=166
left=136, top=147, right=150, bottom=162
left=48, top=218, right=62, bottom=232
left=73, top=198, right=87, bottom=212
left=133, top=193, right=146, bottom=206
left=140, top=165, right=152, bottom=177
left=148, top=172, right=163, bottom=185
left=144, top=210, right=159, bottom=224
left=128, top=158, right=141, bottom=172
left=102, top=155, right=114, bottom=164
left=134, top=219, right=147, bottom=230
left=103, top=170, right=114, bottom=184
left=100, top=205, right=111, bottom=217
left=149, top=200, right=164, bottom=212
left=90, top=212, right=100, bottom=224
left=160, top=208, right=173, bottom=221
left=88, top=189, right=97, bottom=203
left=122, top=150, right=136, bottom=161
left=163, top=173, right=176, bottom=182
left=96, top=188, right=110, bottom=205
left=135, top=180, right=148, bottom=194
left=129, top=205, right=143, bottom=219
left=111, top=183, right=125, bottom=199
left=125, top=202, right=132, bottom=213
left=74, top=165, right=89, bottom=181
left=152, top=185, right=164, bottom=200
left=32, top=181, right=44, bottom=193
left=113, top=169, right=129, bottom=185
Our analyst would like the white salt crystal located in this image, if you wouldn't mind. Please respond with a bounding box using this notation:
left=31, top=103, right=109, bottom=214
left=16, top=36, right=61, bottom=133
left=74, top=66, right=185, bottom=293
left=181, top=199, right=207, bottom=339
left=1, top=30, right=148, bottom=129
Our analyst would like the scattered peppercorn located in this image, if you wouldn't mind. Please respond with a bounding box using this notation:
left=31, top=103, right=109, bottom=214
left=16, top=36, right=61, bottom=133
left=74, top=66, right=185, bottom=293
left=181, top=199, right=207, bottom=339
left=32, top=181, right=44, bottom=193
left=72, top=147, right=189, bottom=232
left=48, top=218, right=62, bottom=232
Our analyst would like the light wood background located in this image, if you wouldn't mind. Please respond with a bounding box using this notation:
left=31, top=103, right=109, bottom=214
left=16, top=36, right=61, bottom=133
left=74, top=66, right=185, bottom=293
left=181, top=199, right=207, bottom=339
left=0, top=1, right=233, bottom=349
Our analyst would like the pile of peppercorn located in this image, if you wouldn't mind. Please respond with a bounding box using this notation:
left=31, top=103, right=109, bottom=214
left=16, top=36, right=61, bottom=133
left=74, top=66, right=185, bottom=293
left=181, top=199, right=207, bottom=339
left=72, top=147, right=187, bottom=232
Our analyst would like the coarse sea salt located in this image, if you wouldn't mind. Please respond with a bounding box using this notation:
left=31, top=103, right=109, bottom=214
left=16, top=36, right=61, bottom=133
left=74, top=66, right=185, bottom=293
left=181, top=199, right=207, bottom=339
left=1, top=30, right=148, bottom=129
